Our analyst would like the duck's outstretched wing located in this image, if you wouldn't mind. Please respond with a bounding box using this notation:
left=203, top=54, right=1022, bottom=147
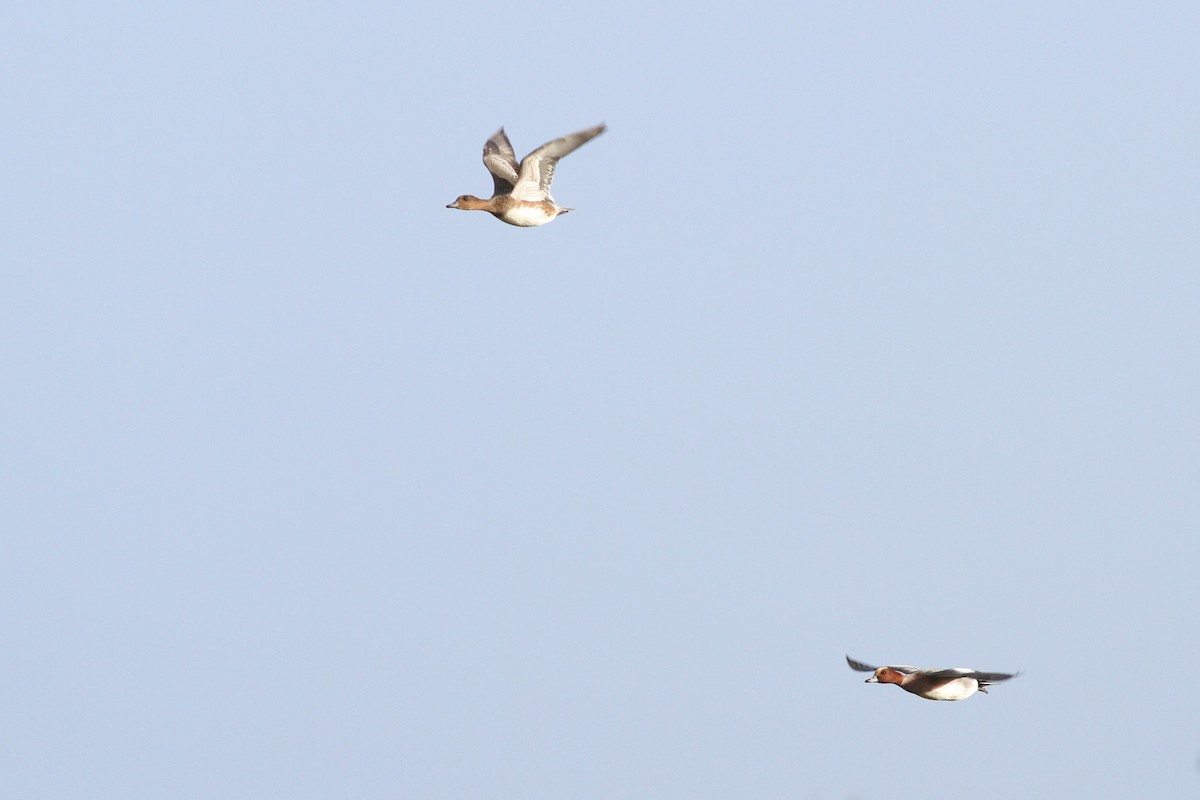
left=483, top=128, right=520, bottom=197
left=510, top=123, right=606, bottom=202
left=922, top=668, right=975, bottom=680
left=972, top=670, right=1019, bottom=684
left=921, top=667, right=1018, bottom=685
left=847, top=656, right=921, bottom=674
left=846, top=656, right=877, bottom=672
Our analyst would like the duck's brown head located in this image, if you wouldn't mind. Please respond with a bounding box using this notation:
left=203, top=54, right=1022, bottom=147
left=446, top=195, right=487, bottom=210
left=868, top=667, right=906, bottom=685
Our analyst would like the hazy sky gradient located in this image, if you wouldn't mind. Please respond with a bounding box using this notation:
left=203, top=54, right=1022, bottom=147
left=3, top=2, right=1198, bottom=798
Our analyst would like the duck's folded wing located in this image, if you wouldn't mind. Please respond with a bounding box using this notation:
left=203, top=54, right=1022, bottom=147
left=972, top=670, right=1018, bottom=683
left=483, top=128, right=519, bottom=197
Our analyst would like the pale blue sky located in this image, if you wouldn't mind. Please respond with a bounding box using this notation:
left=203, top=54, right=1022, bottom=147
left=3, top=2, right=1199, bottom=799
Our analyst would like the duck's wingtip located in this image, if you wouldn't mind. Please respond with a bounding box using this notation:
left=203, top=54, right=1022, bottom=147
left=845, top=655, right=875, bottom=672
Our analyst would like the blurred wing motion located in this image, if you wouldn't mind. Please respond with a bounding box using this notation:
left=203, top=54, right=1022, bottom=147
left=845, top=656, right=877, bottom=672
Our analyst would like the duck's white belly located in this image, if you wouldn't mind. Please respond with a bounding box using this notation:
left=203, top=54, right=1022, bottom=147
left=498, top=204, right=557, bottom=227
left=920, top=678, right=979, bottom=701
